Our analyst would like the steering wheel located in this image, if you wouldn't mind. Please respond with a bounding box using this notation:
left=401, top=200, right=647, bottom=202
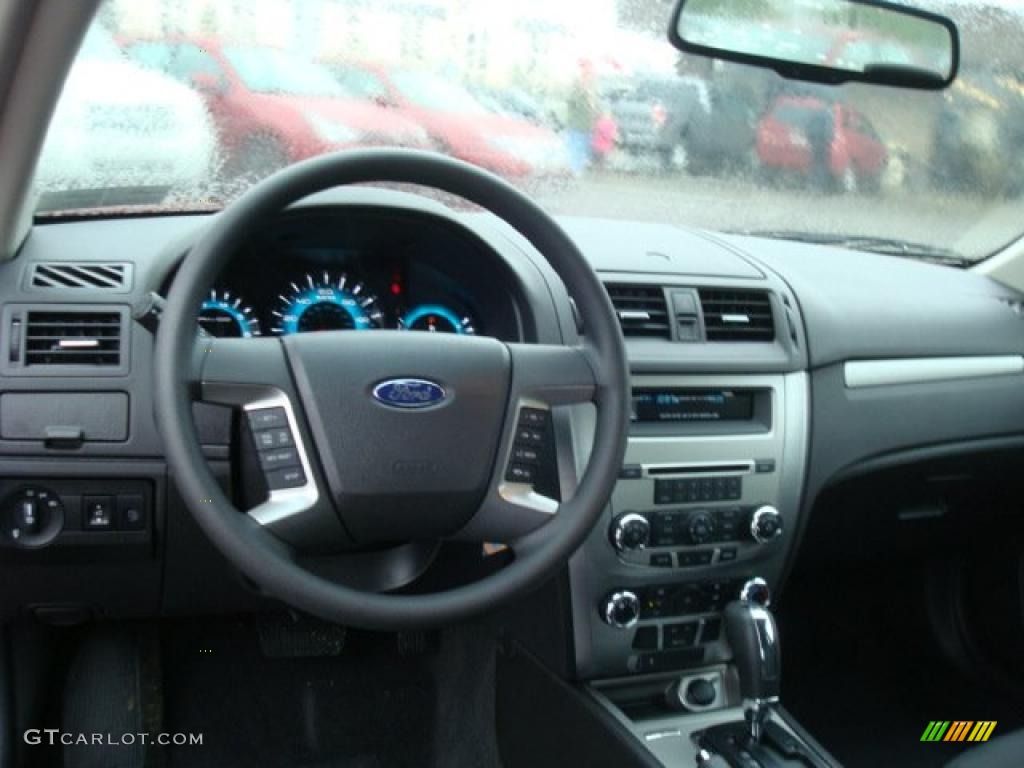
left=154, top=149, right=629, bottom=629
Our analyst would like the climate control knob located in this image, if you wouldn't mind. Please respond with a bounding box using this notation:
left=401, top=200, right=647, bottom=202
left=609, top=513, right=651, bottom=552
left=687, top=512, right=715, bottom=545
left=601, top=590, right=640, bottom=628
left=750, top=505, right=783, bottom=544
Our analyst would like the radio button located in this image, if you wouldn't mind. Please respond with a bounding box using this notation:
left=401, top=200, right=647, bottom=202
left=687, top=512, right=715, bottom=545
left=649, top=552, right=673, bottom=568
left=619, top=464, right=642, bottom=479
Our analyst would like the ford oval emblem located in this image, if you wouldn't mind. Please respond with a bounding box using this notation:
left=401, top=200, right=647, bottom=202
left=372, top=378, right=448, bottom=409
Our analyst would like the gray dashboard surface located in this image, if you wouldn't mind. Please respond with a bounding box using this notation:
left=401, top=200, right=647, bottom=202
left=719, top=233, right=1024, bottom=367
left=557, top=217, right=765, bottom=279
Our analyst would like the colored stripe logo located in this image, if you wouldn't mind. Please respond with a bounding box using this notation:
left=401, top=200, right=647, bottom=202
left=921, top=721, right=996, bottom=742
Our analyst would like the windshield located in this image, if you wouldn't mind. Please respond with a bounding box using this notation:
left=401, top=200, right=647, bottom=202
left=222, top=46, right=348, bottom=97
left=33, top=0, right=1024, bottom=263
left=390, top=71, right=489, bottom=114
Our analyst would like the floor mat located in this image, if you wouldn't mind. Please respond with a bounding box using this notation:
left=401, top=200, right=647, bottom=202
left=158, top=616, right=495, bottom=768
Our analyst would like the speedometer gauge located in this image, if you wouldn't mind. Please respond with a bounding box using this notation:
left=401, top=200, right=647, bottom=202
left=399, top=304, right=477, bottom=335
left=273, top=272, right=383, bottom=334
left=198, top=290, right=261, bottom=338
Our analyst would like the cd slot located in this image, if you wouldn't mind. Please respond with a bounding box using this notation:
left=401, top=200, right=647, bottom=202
left=646, top=463, right=752, bottom=476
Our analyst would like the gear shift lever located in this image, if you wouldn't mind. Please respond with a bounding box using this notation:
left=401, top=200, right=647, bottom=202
left=724, top=578, right=780, bottom=743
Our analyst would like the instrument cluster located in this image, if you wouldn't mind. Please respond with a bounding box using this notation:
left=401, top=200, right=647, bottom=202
left=198, top=262, right=481, bottom=339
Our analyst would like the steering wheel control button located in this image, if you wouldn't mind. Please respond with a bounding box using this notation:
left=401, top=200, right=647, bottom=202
left=511, top=445, right=540, bottom=463
left=116, top=495, right=147, bottom=531
left=518, top=408, right=548, bottom=427
left=258, top=447, right=300, bottom=470
left=514, top=426, right=545, bottom=446
left=255, top=428, right=294, bottom=450
left=750, top=505, right=783, bottom=544
left=602, top=590, right=640, bottom=628
left=266, top=466, right=307, bottom=491
left=505, top=463, right=537, bottom=484
left=503, top=405, right=551, bottom=489
left=610, top=512, right=651, bottom=552
left=83, top=496, right=114, bottom=530
left=248, top=407, right=289, bottom=430
left=2, top=487, right=65, bottom=547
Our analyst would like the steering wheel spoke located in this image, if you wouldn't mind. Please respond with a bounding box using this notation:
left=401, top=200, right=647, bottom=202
left=191, top=335, right=344, bottom=549
left=455, top=343, right=598, bottom=543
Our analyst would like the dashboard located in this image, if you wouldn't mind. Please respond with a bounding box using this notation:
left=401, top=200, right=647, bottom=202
left=2, top=190, right=1024, bottom=690
left=182, top=207, right=525, bottom=342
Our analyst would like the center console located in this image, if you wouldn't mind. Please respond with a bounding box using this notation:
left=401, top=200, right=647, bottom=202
left=570, top=372, right=808, bottom=680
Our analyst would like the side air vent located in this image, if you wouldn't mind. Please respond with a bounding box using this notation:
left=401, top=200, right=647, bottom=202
left=29, top=262, right=131, bottom=291
left=606, top=284, right=670, bottom=338
left=699, top=289, right=775, bottom=342
left=24, top=310, right=124, bottom=366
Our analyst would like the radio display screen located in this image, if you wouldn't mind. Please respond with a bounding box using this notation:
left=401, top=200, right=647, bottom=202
left=631, top=389, right=755, bottom=423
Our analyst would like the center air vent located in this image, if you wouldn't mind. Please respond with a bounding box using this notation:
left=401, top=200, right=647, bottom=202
left=23, top=310, right=124, bottom=366
left=606, top=284, right=670, bottom=338
left=29, top=262, right=131, bottom=291
left=699, top=289, right=775, bottom=342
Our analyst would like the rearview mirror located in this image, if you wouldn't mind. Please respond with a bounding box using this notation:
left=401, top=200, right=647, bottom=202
left=668, top=0, right=959, bottom=89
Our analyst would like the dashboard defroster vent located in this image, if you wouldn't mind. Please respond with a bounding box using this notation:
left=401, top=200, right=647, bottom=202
left=699, top=289, right=775, bottom=342
left=605, top=284, right=670, bottom=338
left=29, top=262, right=131, bottom=291
left=24, top=310, right=123, bottom=366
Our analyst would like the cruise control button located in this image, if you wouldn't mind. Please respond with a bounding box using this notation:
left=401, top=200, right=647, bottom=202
left=505, top=463, right=536, bottom=484
left=248, top=407, right=288, bottom=431
left=511, top=445, right=541, bottom=463
left=259, top=447, right=300, bottom=470
left=266, top=466, right=306, bottom=490
left=518, top=408, right=548, bottom=427
left=255, top=428, right=293, bottom=450
left=514, top=427, right=545, bottom=445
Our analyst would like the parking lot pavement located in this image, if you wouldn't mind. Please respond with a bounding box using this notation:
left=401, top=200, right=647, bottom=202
left=534, top=169, right=1024, bottom=262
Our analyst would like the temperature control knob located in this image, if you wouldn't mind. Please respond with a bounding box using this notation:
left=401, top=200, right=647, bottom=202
left=750, top=505, right=783, bottom=544
left=609, top=513, right=650, bottom=552
left=601, top=590, right=640, bottom=628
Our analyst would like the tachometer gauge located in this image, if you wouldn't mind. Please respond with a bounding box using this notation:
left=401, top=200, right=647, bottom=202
left=399, top=304, right=476, bottom=335
left=198, top=290, right=261, bottom=338
left=273, top=272, right=383, bottom=334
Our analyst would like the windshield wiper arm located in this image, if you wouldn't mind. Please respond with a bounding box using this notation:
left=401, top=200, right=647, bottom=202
left=738, top=230, right=973, bottom=267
